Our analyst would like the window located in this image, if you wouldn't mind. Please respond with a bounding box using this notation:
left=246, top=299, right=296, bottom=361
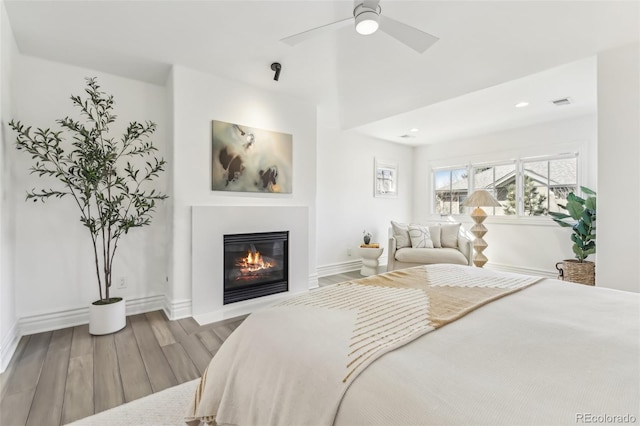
left=521, top=156, right=577, bottom=216
left=432, top=154, right=578, bottom=218
left=471, top=163, right=516, bottom=216
left=434, top=168, right=468, bottom=215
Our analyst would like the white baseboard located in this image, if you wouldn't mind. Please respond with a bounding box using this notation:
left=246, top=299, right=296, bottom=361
left=316, top=260, right=362, bottom=277
left=126, top=295, right=166, bottom=315
left=485, top=262, right=558, bottom=279
left=317, top=260, right=547, bottom=280
left=316, top=259, right=389, bottom=278
left=18, top=294, right=166, bottom=336
left=0, top=321, right=19, bottom=373
left=308, top=273, right=319, bottom=289
left=163, top=298, right=192, bottom=321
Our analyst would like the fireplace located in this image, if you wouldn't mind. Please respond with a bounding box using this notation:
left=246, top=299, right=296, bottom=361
left=223, top=231, right=289, bottom=304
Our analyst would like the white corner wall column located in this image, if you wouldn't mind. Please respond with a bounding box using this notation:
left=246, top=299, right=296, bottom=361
left=0, top=0, right=18, bottom=373
left=168, top=66, right=317, bottom=317
left=597, top=43, right=640, bottom=292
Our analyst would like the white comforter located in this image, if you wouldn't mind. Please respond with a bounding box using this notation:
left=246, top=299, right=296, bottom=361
left=188, top=270, right=639, bottom=425
left=335, top=279, right=640, bottom=425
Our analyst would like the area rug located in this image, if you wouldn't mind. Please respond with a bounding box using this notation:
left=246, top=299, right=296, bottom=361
left=68, top=379, right=198, bottom=425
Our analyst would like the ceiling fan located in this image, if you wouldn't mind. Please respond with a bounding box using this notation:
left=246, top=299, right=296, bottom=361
left=280, top=0, right=439, bottom=54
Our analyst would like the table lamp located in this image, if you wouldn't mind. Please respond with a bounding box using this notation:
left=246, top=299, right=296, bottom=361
left=462, top=189, right=502, bottom=267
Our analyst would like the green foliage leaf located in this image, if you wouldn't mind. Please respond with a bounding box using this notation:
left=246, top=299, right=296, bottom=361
left=571, top=233, right=584, bottom=248
left=548, top=211, right=571, bottom=220
left=566, top=199, right=584, bottom=220
left=551, top=186, right=596, bottom=261
left=567, top=192, right=585, bottom=204
left=554, top=220, right=574, bottom=228
left=576, top=221, right=588, bottom=237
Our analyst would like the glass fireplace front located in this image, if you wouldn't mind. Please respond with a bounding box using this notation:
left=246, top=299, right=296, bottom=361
left=223, top=231, right=289, bottom=304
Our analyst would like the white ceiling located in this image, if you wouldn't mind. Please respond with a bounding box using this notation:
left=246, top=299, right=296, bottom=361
left=4, top=1, right=639, bottom=145
left=355, top=55, right=598, bottom=145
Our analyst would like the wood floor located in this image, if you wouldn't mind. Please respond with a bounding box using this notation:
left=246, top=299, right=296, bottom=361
left=0, top=270, right=365, bottom=426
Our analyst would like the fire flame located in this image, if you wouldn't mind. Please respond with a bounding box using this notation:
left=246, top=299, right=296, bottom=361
left=237, top=249, right=273, bottom=272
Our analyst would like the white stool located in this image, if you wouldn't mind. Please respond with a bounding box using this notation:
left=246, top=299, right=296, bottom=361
left=357, top=247, right=384, bottom=276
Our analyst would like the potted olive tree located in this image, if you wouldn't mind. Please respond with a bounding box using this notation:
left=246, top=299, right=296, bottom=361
left=549, top=187, right=596, bottom=285
left=10, top=77, right=168, bottom=334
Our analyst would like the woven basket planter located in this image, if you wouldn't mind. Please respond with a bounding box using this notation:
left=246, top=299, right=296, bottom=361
left=556, top=259, right=595, bottom=286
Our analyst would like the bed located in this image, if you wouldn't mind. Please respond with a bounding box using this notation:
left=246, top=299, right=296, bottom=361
left=186, top=264, right=639, bottom=426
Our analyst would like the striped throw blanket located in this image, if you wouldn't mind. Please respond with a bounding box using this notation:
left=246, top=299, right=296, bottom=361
left=186, top=264, right=542, bottom=426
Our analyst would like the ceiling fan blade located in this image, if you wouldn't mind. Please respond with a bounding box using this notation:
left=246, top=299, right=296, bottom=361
left=281, top=17, right=353, bottom=46
left=379, top=15, right=439, bottom=53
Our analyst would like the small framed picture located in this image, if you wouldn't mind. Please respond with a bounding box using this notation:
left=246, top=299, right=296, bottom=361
left=374, top=158, right=398, bottom=198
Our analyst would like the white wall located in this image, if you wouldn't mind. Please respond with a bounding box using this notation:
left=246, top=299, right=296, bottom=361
left=597, top=43, right=640, bottom=293
left=10, top=55, right=171, bottom=323
left=413, top=115, right=597, bottom=276
left=163, top=66, right=176, bottom=304
left=316, top=108, right=414, bottom=273
left=169, top=65, right=317, bottom=314
left=0, top=0, right=18, bottom=372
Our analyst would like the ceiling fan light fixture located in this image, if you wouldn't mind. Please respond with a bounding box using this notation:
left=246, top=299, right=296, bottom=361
left=280, top=0, right=439, bottom=54
left=355, top=8, right=379, bottom=35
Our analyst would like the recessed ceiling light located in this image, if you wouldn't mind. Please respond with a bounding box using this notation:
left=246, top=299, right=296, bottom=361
left=410, top=128, right=419, bottom=132
left=515, top=102, right=529, bottom=108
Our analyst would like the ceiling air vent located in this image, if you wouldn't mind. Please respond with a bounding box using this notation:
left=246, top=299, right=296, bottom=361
left=551, top=97, right=572, bottom=106
left=399, top=134, right=415, bottom=139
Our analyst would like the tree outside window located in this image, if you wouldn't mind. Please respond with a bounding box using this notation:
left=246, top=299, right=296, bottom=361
left=504, top=176, right=548, bottom=215
left=521, top=157, right=577, bottom=216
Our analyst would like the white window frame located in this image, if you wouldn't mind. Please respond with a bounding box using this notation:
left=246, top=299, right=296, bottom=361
left=518, top=152, right=579, bottom=217
left=469, top=160, right=517, bottom=216
left=432, top=165, right=469, bottom=216
left=431, top=153, right=579, bottom=224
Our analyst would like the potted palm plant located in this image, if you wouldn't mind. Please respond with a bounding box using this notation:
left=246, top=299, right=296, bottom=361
left=10, top=77, right=168, bottom=334
left=549, top=186, right=596, bottom=285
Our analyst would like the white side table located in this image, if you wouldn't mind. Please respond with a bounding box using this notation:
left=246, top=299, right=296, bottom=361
left=357, top=246, right=384, bottom=276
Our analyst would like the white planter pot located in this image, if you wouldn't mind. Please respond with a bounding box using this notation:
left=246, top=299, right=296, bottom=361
left=89, top=297, right=126, bottom=335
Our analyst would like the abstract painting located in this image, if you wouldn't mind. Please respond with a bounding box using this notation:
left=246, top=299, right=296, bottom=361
left=211, top=120, right=293, bottom=193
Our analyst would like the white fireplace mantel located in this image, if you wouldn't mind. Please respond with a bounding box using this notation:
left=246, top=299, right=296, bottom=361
left=191, top=205, right=310, bottom=324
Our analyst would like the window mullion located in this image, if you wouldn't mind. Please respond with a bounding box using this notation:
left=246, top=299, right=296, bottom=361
left=547, top=160, right=551, bottom=214
left=449, top=171, right=453, bottom=215
left=517, top=162, right=523, bottom=216
left=491, top=167, right=496, bottom=215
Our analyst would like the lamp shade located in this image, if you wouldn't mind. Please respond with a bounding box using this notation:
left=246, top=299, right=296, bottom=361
left=462, top=189, right=501, bottom=208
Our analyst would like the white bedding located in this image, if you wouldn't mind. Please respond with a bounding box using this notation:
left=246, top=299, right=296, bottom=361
left=188, top=268, right=639, bottom=425
left=336, top=279, right=640, bottom=425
